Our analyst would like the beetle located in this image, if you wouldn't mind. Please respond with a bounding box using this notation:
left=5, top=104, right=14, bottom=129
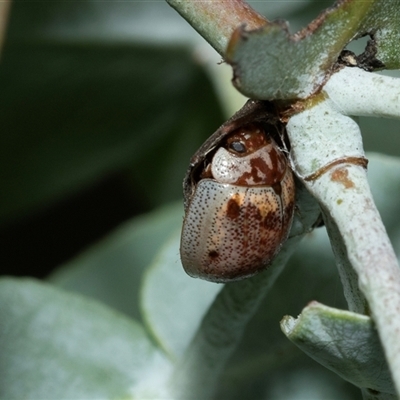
left=180, top=100, right=295, bottom=282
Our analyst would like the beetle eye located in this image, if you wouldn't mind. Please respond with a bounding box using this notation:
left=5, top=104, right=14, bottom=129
left=229, top=141, right=246, bottom=153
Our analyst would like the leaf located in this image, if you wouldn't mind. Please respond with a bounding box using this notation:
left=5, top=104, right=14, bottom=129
left=141, top=232, right=221, bottom=359
left=49, top=202, right=183, bottom=321
left=226, top=0, right=400, bottom=100
left=0, top=277, right=171, bottom=400
left=281, top=301, right=394, bottom=394
left=362, top=1, right=400, bottom=69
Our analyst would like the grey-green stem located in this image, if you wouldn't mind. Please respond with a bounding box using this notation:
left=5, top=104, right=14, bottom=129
left=287, top=89, right=400, bottom=396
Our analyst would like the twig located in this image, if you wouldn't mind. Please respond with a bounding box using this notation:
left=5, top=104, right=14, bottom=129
left=287, top=78, right=400, bottom=394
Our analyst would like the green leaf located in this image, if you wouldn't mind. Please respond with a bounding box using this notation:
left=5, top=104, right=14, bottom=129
left=49, top=202, right=183, bottom=321
left=362, top=1, right=400, bottom=69
left=0, top=277, right=171, bottom=399
left=281, top=301, right=394, bottom=394
left=226, top=0, right=400, bottom=100
left=141, top=232, right=221, bottom=359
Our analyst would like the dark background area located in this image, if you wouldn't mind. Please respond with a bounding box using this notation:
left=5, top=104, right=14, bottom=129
left=0, top=2, right=224, bottom=279
left=0, top=172, right=143, bottom=278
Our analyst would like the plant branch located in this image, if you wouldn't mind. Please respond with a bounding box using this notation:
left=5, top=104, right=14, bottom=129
left=287, top=85, right=400, bottom=396
left=313, top=165, right=400, bottom=397
left=324, top=67, right=400, bottom=119
left=166, top=0, right=267, bottom=56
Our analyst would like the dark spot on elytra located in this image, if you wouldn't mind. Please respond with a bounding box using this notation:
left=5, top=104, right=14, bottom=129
left=208, top=250, right=219, bottom=259
left=226, top=198, right=241, bottom=219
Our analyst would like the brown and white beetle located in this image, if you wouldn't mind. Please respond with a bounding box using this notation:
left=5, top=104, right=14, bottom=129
left=180, top=100, right=295, bottom=282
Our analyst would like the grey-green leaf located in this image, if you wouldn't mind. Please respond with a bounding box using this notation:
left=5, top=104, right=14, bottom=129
left=141, top=232, right=221, bottom=359
left=0, top=277, right=171, bottom=399
left=226, top=0, right=400, bottom=100
left=281, top=302, right=394, bottom=395
left=49, top=202, right=183, bottom=321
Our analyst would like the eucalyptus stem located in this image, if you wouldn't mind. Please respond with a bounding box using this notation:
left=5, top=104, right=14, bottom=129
left=287, top=85, right=400, bottom=396
left=320, top=165, right=400, bottom=396
left=166, top=0, right=267, bottom=56
left=324, top=67, right=400, bottom=119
